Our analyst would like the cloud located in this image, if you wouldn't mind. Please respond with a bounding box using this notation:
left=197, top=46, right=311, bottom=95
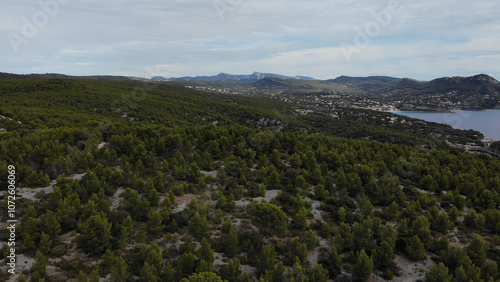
left=1, top=0, right=499, bottom=80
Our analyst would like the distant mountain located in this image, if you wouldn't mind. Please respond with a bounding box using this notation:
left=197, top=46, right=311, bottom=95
left=378, top=74, right=500, bottom=95
left=250, top=77, right=317, bottom=90
left=373, top=74, right=500, bottom=110
left=0, top=72, right=138, bottom=81
left=425, top=74, right=500, bottom=92
left=153, top=71, right=315, bottom=82
left=395, top=78, right=426, bottom=89
left=251, top=77, right=291, bottom=89
left=328, top=75, right=401, bottom=91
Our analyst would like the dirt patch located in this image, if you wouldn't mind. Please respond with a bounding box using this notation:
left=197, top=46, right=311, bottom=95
left=241, top=264, right=258, bottom=278
left=200, top=170, right=218, bottom=178
left=235, top=198, right=253, bottom=208
left=172, top=193, right=199, bottom=213
left=6, top=173, right=87, bottom=202
left=447, top=227, right=466, bottom=247
left=59, top=231, right=76, bottom=244
left=97, top=142, right=109, bottom=149
left=370, top=254, right=433, bottom=282
left=6, top=254, right=35, bottom=278
left=212, top=252, right=227, bottom=270
left=306, top=197, right=324, bottom=221
left=308, top=247, right=321, bottom=265
left=69, top=173, right=86, bottom=181
left=235, top=189, right=280, bottom=208
left=110, top=187, right=126, bottom=211
left=15, top=180, right=57, bottom=201
left=415, top=187, right=432, bottom=194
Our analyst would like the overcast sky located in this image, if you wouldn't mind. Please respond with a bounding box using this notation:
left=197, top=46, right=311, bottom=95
left=2, top=0, right=500, bottom=80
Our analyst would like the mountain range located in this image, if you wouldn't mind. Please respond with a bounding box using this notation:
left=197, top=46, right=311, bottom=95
left=151, top=71, right=315, bottom=82
left=160, top=72, right=500, bottom=110
left=1, top=71, right=499, bottom=110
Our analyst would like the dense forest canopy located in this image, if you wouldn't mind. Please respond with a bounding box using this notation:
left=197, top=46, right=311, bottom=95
left=0, top=78, right=499, bottom=281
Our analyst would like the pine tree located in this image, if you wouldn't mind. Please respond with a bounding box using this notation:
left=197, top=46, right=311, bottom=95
left=292, top=207, right=308, bottom=230
left=338, top=207, right=346, bottom=222
left=407, top=235, right=425, bottom=261
left=20, top=205, right=38, bottom=240
left=38, top=232, right=52, bottom=255
left=425, top=263, right=452, bottom=282
left=110, top=257, right=130, bottom=281
left=76, top=271, right=88, bottom=282
left=33, top=251, right=47, bottom=278
left=119, top=215, right=134, bottom=249
left=140, top=262, right=159, bottom=282
left=353, top=250, right=373, bottom=282
left=466, top=234, right=487, bottom=266
left=248, top=201, right=287, bottom=236
left=21, top=232, right=36, bottom=254
left=318, top=246, right=342, bottom=279
left=139, top=243, right=163, bottom=278
left=336, top=222, right=354, bottom=252
left=188, top=212, right=210, bottom=240
left=77, top=212, right=112, bottom=255
left=310, top=264, right=329, bottom=282
left=257, top=245, right=277, bottom=275
left=387, top=201, right=399, bottom=220
left=163, top=262, right=174, bottom=282
left=180, top=272, right=224, bottom=282
left=413, top=215, right=433, bottom=248
left=432, top=212, right=454, bottom=233
left=56, top=198, right=78, bottom=231
left=89, top=268, right=100, bottom=282
left=220, top=258, right=242, bottom=281
left=285, top=259, right=308, bottom=281
left=17, top=274, right=28, bottom=282
left=38, top=210, right=61, bottom=239
left=304, top=229, right=318, bottom=250
left=147, top=210, right=165, bottom=235
left=198, top=238, right=214, bottom=263
left=221, top=228, right=239, bottom=256
left=179, top=235, right=196, bottom=255
left=177, top=253, right=196, bottom=279
left=359, top=195, right=374, bottom=217
left=372, top=241, right=395, bottom=270
left=352, top=219, right=374, bottom=252
left=196, top=260, right=212, bottom=273
left=314, top=184, right=329, bottom=199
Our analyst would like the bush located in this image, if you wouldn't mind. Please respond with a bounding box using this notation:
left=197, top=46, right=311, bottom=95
left=50, top=244, right=68, bottom=257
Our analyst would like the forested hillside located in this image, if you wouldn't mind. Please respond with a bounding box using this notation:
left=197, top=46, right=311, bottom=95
left=0, top=79, right=499, bottom=281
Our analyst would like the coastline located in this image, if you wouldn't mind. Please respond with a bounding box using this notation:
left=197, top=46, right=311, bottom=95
left=389, top=108, right=500, bottom=114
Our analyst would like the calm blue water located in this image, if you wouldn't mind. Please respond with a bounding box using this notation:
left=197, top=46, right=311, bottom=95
left=393, top=110, right=500, bottom=139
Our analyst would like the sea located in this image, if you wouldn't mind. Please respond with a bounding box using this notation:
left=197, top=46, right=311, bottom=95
left=393, top=110, right=500, bottom=140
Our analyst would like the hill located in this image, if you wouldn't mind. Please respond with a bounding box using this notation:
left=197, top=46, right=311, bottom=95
left=0, top=77, right=499, bottom=282
left=371, top=74, right=500, bottom=111
left=160, top=72, right=500, bottom=111
left=328, top=75, right=401, bottom=91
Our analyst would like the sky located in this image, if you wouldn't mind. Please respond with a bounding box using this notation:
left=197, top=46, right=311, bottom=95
left=1, top=0, right=500, bottom=80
